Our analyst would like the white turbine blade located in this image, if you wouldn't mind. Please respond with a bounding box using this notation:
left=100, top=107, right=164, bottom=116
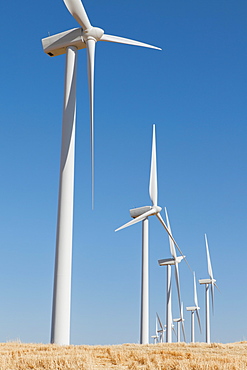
left=212, top=280, right=221, bottom=310
left=215, top=283, right=220, bottom=292
left=149, top=124, right=158, bottom=206
left=172, top=325, right=177, bottom=339
left=156, top=313, right=163, bottom=330
left=170, top=310, right=176, bottom=340
left=195, top=309, right=202, bottom=333
left=156, top=213, right=192, bottom=272
left=211, top=282, right=215, bottom=314
left=174, top=262, right=182, bottom=317
left=193, top=272, right=202, bottom=332
left=180, top=302, right=184, bottom=321
left=115, top=208, right=154, bottom=232
left=63, top=0, right=91, bottom=30
left=175, top=262, right=186, bottom=341
left=205, top=234, right=214, bottom=280
left=164, top=207, right=176, bottom=258
left=86, top=39, right=96, bottom=209
left=181, top=302, right=186, bottom=342
left=193, top=272, right=199, bottom=307
left=205, top=235, right=216, bottom=312
left=156, top=212, right=177, bottom=247
left=100, top=34, right=161, bottom=50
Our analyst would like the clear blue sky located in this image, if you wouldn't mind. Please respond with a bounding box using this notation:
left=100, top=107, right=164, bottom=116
left=0, top=0, right=246, bottom=345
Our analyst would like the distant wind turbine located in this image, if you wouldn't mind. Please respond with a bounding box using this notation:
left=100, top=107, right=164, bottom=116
left=186, top=272, right=202, bottom=343
left=199, top=234, right=217, bottom=344
left=42, top=0, right=161, bottom=346
left=116, top=125, right=180, bottom=344
left=158, top=208, right=185, bottom=343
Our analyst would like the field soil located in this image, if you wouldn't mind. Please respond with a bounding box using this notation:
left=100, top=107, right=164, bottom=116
left=0, top=341, right=247, bottom=369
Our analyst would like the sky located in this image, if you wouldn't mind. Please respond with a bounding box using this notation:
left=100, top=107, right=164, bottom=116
left=0, top=0, right=247, bottom=345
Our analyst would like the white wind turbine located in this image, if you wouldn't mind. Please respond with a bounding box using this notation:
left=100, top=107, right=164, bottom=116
left=42, top=0, right=161, bottom=208
left=186, top=272, right=202, bottom=343
left=115, top=125, right=181, bottom=344
left=158, top=208, right=186, bottom=343
left=199, top=234, right=217, bottom=344
left=42, top=0, right=161, bottom=346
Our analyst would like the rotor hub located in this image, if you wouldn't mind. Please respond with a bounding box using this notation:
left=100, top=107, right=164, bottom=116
left=153, top=205, right=162, bottom=214
left=83, top=27, right=104, bottom=42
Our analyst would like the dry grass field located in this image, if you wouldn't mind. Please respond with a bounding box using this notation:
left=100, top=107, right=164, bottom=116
left=0, top=341, right=247, bottom=370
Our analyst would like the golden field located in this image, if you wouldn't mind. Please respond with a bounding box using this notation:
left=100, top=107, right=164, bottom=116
left=1, top=341, right=247, bottom=370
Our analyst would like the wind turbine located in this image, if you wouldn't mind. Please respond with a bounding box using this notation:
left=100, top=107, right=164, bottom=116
left=173, top=302, right=185, bottom=342
left=42, top=0, right=161, bottom=208
left=186, top=272, right=202, bottom=343
left=42, top=0, right=161, bottom=346
left=115, top=125, right=180, bottom=344
left=158, top=208, right=185, bottom=343
left=199, top=234, right=217, bottom=344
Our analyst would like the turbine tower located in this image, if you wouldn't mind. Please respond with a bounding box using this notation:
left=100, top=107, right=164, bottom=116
left=158, top=208, right=185, bottom=343
left=116, top=125, right=180, bottom=344
left=199, top=234, right=217, bottom=344
left=186, top=272, right=201, bottom=343
left=42, top=0, right=161, bottom=346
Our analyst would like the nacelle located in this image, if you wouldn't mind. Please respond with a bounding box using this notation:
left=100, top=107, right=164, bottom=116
left=158, top=257, right=176, bottom=266
left=129, top=206, right=152, bottom=219
left=42, top=28, right=86, bottom=57
left=199, top=278, right=216, bottom=285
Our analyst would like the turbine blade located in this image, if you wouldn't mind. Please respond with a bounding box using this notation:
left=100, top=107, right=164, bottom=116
left=115, top=208, right=154, bottom=232
left=86, top=39, right=96, bottom=209
left=175, top=263, right=186, bottom=342
left=149, top=124, right=158, bottom=206
left=156, top=212, right=176, bottom=246
left=156, top=313, right=163, bottom=330
left=215, top=283, right=221, bottom=292
left=195, top=309, right=202, bottom=333
left=164, top=207, right=176, bottom=258
left=174, top=262, right=182, bottom=317
left=193, top=272, right=199, bottom=307
left=63, top=0, right=91, bottom=30
left=180, top=302, right=186, bottom=342
left=205, top=234, right=214, bottom=280
left=100, top=34, right=162, bottom=50
left=181, top=302, right=184, bottom=321
left=181, top=321, right=186, bottom=342
left=156, top=213, right=193, bottom=272
left=172, top=325, right=177, bottom=339
left=211, top=282, right=215, bottom=314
